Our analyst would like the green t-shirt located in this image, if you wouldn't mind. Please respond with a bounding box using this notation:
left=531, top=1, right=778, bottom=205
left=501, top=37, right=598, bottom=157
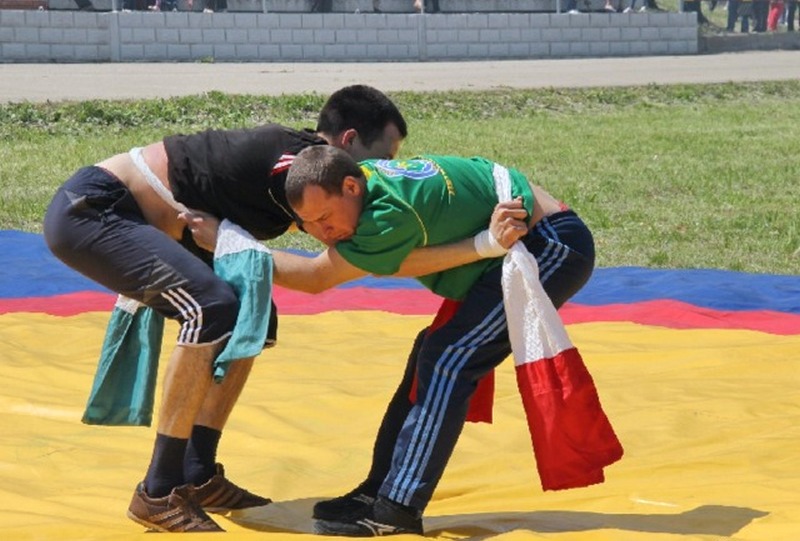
left=336, top=155, right=535, bottom=300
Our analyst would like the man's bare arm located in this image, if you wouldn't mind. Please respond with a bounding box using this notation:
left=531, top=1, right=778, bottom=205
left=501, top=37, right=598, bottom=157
left=271, top=238, right=483, bottom=294
left=394, top=198, right=529, bottom=277
left=395, top=237, right=480, bottom=277
left=271, top=247, right=366, bottom=294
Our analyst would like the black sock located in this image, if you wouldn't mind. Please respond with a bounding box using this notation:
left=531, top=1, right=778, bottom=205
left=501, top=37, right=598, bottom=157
left=183, top=425, right=222, bottom=486
left=144, top=433, right=188, bottom=498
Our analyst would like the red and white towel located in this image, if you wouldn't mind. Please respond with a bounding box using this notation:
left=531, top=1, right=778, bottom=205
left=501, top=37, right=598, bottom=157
left=495, top=163, right=623, bottom=490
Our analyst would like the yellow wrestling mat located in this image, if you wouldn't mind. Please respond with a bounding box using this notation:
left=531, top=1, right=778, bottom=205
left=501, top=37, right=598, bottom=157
left=1, top=309, right=798, bottom=540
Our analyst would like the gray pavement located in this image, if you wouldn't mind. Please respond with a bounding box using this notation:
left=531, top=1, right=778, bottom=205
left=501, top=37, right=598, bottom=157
left=1, top=51, right=799, bottom=103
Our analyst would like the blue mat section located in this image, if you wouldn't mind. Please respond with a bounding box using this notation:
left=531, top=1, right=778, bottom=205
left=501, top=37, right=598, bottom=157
left=2, top=230, right=799, bottom=315
left=1, top=231, right=110, bottom=297
left=572, top=267, right=800, bottom=314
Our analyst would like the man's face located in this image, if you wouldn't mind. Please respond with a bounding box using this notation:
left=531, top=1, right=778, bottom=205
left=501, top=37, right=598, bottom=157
left=293, top=178, right=363, bottom=247
left=343, top=123, right=404, bottom=162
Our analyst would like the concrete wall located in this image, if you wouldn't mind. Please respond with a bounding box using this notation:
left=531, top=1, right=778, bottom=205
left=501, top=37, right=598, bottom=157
left=0, top=10, right=699, bottom=63
left=45, top=0, right=620, bottom=13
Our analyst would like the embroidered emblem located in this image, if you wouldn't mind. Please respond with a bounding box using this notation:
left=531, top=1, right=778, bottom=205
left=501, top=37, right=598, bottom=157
left=372, top=159, right=438, bottom=180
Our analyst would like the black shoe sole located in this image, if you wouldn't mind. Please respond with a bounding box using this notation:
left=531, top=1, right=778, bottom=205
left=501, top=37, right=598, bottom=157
left=313, top=518, right=422, bottom=537
left=314, top=519, right=372, bottom=537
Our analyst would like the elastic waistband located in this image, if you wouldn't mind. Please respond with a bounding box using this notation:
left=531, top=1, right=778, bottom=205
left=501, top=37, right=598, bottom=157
left=544, top=209, right=578, bottom=220
left=128, top=147, right=186, bottom=213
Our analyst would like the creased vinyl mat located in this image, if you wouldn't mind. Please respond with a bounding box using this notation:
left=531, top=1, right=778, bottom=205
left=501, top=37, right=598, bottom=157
left=1, top=230, right=798, bottom=540
left=1, top=310, right=798, bottom=540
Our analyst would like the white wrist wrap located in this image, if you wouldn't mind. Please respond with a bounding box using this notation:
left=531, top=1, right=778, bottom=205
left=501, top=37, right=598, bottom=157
left=473, top=229, right=508, bottom=258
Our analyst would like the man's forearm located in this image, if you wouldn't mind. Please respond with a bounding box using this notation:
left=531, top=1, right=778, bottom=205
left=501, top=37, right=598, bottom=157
left=272, top=248, right=366, bottom=294
left=395, top=199, right=529, bottom=277
left=394, top=238, right=484, bottom=277
left=271, top=251, right=331, bottom=294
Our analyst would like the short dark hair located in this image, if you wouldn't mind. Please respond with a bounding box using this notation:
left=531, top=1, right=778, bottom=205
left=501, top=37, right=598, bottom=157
left=285, top=145, right=364, bottom=209
left=316, top=85, right=408, bottom=147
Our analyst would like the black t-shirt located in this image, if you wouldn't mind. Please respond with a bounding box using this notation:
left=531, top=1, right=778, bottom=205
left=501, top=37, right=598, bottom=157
left=163, top=124, right=326, bottom=240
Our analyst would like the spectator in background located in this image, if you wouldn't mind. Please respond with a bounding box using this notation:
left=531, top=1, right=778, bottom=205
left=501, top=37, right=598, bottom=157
left=187, top=0, right=227, bottom=12
left=623, top=0, right=647, bottom=12
left=565, top=0, right=581, bottom=12
left=681, top=0, right=710, bottom=22
left=123, top=0, right=152, bottom=9
left=752, top=0, right=769, bottom=29
left=734, top=0, right=753, bottom=30
left=311, top=0, right=332, bottom=11
left=728, top=0, right=741, bottom=29
left=203, top=0, right=227, bottom=11
left=767, top=0, right=785, bottom=28
left=788, top=0, right=798, bottom=30
left=414, top=0, right=440, bottom=12
left=149, top=0, right=178, bottom=10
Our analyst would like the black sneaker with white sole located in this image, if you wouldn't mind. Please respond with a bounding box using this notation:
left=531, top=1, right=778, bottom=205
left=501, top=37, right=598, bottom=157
left=313, top=496, right=423, bottom=537
left=312, top=485, right=376, bottom=520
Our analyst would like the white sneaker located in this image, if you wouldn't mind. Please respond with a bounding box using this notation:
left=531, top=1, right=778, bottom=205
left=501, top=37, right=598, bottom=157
left=638, top=5, right=647, bottom=11
left=567, top=8, right=580, bottom=13
left=623, top=6, right=633, bottom=12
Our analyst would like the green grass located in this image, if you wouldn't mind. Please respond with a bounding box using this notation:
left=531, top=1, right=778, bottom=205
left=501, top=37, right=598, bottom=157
left=1, top=82, right=799, bottom=275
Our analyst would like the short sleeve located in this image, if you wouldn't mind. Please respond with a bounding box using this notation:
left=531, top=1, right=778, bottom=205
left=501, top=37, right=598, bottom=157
left=335, top=204, right=423, bottom=276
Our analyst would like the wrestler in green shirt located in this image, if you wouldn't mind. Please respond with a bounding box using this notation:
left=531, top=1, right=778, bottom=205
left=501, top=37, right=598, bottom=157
left=254, top=144, right=595, bottom=537
left=336, top=155, right=534, bottom=300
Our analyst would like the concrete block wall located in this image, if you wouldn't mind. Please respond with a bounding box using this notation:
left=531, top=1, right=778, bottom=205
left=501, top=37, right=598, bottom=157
left=0, top=10, right=698, bottom=63
left=1, top=10, right=113, bottom=61
left=45, top=0, right=616, bottom=13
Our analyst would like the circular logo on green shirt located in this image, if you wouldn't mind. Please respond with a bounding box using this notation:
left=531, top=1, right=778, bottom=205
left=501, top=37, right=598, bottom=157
left=373, top=159, right=438, bottom=180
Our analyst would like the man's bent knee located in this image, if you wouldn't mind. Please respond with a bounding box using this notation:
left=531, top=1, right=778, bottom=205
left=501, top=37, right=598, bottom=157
left=171, top=281, right=239, bottom=346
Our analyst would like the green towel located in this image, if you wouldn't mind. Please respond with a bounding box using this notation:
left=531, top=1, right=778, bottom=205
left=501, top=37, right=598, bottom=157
left=82, top=219, right=273, bottom=426
left=212, top=220, right=273, bottom=382
left=82, top=296, right=164, bottom=426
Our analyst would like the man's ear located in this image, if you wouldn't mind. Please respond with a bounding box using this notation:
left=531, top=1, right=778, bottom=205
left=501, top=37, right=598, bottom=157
left=339, top=128, right=358, bottom=149
left=342, top=175, right=362, bottom=196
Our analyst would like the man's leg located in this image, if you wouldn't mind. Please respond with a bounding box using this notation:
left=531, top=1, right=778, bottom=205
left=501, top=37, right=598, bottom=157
left=126, top=343, right=228, bottom=532
left=727, top=0, right=740, bottom=30
left=181, top=357, right=272, bottom=512
left=526, top=210, right=595, bottom=308
left=313, top=209, right=595, bottom=526
left=379, top=286, right=509, bottom=512
left=378, top=210, right=594, bottom=489
left=185, top=356, right=255, bottom=481
left=144, top=344, right=220, bottom=495
left=376, top=210, right=594, bottom=513
left=314, top=268, right=512, bottom=537
left=312, top=331, right=424, bottom=520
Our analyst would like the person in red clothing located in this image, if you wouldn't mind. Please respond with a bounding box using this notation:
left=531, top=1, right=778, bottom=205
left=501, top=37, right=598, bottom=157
left=767, top=0, right=785, bottom=29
